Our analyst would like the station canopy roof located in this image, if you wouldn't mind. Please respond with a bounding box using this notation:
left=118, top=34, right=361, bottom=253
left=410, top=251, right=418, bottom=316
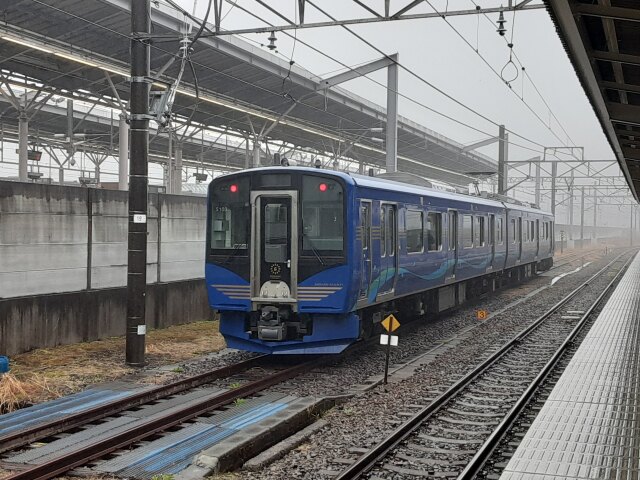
left=0, top=0, right=498, bottom=186
left=545, top=0, right=640, bottom=201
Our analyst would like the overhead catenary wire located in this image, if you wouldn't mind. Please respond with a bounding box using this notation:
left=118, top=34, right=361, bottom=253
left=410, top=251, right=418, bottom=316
left=25, top=0, right=564, bottom=178
left=420, top=0, right=573, bottom=149
left=222, top=0, right=568, bottom=161
left=145, top=1, right=515, bottom=174
left=303, top=0, right=578, bottom=158
left=109, top=0, right=577, bottom=165
left=31, top=0, right=576, bottom=166
left=468, top=0, right=578, bottom=148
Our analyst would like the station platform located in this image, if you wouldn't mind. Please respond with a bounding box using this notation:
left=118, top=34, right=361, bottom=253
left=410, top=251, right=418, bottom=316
left=500, top=252, right=640, bottom=479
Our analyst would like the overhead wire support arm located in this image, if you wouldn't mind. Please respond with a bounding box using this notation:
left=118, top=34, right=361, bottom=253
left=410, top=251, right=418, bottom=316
left=206, top=3, right=545, bottom=36
left=392, top=0, right=424, bottom=18
left=253, top=0, right=296, bottom=25
left=352, top=0, right=382, bottom=19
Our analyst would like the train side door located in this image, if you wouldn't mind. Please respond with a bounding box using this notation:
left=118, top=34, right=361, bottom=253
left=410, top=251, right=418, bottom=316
left=518, top=216, right=523, bottom=261
left=377, top=204, right=397, bottom=299
left=536, top=219, right=540, bottom=258
left=489, top=214, right=496, bottom=270
left=359, top=201, right=372, bottom=299
left=446, top=210, right=458, bottom=280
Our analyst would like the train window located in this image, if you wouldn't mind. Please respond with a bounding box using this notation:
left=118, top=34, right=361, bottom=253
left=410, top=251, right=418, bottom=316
left=406, top=210, right=424, bottom=253
left=462, top=215, right=473, bottom=248
left=427, top=212, right=442, bottom=251
left=475, top=216, right=485, bottom=247
left=387, top=207, right=396, bottom=257
left=210, top=177, right=250, bottom=252
left=518, top=218, right=523, bottom=245
left=380, top=205, right=396, bottom=257
left=264, top=203, right=288, bottom=263
left=448, top=211, right=457, bottom=251
left=497, top=217, right=504, bottom=245
left=380, top=207, right=386, bottom=257
left=360, top=203, right=371, bottom=253
left=529, top=221, right=533, bottom=242
left=489, top=215, right=496, bottom=245
left=301, top=176, right=344, bottom=254
left=510, top=218, right=517, bottom=243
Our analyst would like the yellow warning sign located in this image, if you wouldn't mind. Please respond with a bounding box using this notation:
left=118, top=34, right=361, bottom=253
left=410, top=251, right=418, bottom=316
left=477, top=310, right=488, bottom=320
left=381, top=314, right=400, bottom=332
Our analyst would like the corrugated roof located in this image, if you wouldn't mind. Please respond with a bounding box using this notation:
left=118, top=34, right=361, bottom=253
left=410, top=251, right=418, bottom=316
left=0, top=0, right=497, bottom=186
left=545, top=0, right=640, bottom=202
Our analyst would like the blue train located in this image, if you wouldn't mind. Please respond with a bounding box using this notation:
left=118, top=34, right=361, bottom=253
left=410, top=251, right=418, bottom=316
left=206, top=167, right=554, bottom=354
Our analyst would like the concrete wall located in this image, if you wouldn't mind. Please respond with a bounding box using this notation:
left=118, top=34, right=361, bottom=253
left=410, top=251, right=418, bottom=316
left=0, top=279, right=209, bottom=355
left=0, top=182, right=206, bottom=298
left=0, top=181, right=210, bottom=355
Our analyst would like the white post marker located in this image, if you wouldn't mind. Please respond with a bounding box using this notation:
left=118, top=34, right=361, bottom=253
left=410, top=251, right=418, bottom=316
left=380, top=334, right=399, bottom=346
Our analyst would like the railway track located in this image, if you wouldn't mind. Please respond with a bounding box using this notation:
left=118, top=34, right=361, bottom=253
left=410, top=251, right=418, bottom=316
left=335, top=251, right=634, bottom=480
left=0, top=355, right=268, bottom=454
left=0, top=352, right=339, bottom=480
left=548, top=247, right=603, bottom=271
left=0, top=250, right=621, bottom=480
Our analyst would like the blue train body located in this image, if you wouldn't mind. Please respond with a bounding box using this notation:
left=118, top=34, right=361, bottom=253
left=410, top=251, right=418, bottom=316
left=205, top=167, right=554, bottom=354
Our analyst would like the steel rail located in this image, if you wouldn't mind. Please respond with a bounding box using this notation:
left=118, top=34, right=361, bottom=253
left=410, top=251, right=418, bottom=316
left=3, top=355, right=328, bottom=480
left=459, top=251, right=636, bottom=479
left=335, top=251, right=631, bottom=480
left=0, top=354, right=268, bottom=454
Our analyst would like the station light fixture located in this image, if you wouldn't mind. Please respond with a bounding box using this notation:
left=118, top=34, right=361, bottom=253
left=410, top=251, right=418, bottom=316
left=1, top=36, right=52, bottom=53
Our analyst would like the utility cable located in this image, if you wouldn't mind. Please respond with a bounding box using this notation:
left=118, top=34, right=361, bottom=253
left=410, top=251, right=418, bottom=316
left=27, top=0, right=566, bottom=174
left=227, top=0, right=563, bottom=160
left=421, top=0, right=571, bottom=148
left=304, top=0, right=576, bottom=157
left=158, top=0, right=578, bottom=161
left=468, top=0, right=577, bottom=147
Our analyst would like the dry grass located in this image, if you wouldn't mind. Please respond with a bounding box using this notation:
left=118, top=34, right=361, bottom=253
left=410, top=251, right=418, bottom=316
left=3, top=320, right=226, bottom=408
left=0, top=373, right=64, bottom=413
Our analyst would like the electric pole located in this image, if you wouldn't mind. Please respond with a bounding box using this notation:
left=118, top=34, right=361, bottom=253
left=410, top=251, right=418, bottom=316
left=126, top=0, right=150, bottom=366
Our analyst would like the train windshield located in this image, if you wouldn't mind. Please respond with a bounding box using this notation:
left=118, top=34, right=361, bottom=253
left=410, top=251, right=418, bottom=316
left=301, top=175, right=344, bottom=255
left=209, top=177, right=250, bottom=253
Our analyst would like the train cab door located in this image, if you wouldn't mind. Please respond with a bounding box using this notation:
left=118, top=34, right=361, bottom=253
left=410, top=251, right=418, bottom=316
left=377, top=204, right=397, bottom=300
left=358, top=201, right=372, bottom=299
left=446, top=210, right=458, bottom=280
left=251, top=192, right=298, bottom=303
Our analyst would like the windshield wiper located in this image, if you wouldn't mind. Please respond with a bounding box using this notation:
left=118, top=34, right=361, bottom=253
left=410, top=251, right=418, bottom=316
left=301, top=220, right=327, bottom=266
left=222, top=244, right=242, bottom=265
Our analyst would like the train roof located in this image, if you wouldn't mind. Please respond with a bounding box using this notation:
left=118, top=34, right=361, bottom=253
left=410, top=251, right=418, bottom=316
left=217, top=167, right=553, bottom=217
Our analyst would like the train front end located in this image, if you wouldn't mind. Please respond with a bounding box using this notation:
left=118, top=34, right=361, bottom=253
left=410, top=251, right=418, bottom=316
left=205, top=168, right=358, bottom=354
